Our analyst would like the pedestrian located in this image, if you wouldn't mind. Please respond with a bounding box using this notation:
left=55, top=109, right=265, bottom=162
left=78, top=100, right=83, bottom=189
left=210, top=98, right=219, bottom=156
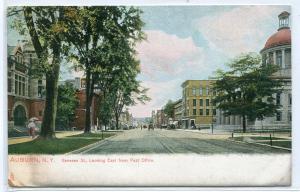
left=27, top=119, right=37, bottom=139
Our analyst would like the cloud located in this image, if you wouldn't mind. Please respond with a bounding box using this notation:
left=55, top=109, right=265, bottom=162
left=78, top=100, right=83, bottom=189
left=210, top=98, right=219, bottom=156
left=128, top=79, right=182, bottom=117
left=136, top=30, right=205, bottom=78
left=131, top=30, right=214, bottom=117
left=128, top=6, right=291, bottom=117
left=197, top=6, right=290, bottom=58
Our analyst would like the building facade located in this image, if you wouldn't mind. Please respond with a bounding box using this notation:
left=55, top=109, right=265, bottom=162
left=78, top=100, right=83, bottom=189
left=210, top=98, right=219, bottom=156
left=7, top=43, right=46, bottom=129
left=181, top=80, right=216, bottom=129
left=174, top=99, right=182, bottom=121
left=215, top=11, right=292, bottom=130
left=258, top=11, right=291, bottom=129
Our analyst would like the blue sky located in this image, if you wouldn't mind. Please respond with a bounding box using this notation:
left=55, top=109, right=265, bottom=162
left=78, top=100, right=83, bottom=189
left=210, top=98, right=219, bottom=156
left=128, top=5, right=290, bottom=117
left=7, top=5, right=291, bottom=117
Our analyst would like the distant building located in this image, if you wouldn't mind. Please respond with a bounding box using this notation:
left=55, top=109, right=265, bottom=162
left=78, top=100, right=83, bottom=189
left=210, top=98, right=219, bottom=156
left=181, top=80, right=216, bottom=129
left=174, top=99, right=182, bottom=121
left=173, top=99, right=182, bottom=128
left=151, top=110, right=156, bottom=127
left=7, top=43, right=46, bottom=129
left=119, top=110, right=133, bottom=129
left=155, top=109, right=167, bottom=128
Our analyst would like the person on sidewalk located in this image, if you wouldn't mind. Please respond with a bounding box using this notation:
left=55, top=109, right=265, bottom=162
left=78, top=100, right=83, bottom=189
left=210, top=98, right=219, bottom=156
left=27, top=119, right=37, bottom=139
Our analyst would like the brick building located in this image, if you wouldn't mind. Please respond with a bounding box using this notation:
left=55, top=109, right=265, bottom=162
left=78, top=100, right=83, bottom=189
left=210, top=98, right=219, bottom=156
left=7, top=43, right=46, bottom=129
left=181, top=80, right=216, bottom=129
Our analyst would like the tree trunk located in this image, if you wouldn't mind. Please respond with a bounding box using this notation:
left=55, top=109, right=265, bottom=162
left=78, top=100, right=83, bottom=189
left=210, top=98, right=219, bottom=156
left=242, top=115, right=246, bottom=133
left=115, top=113, right=119, bottom=130
left=84, top=68, right=92, bottom=133
left=40, top=51, right=60, bottom=139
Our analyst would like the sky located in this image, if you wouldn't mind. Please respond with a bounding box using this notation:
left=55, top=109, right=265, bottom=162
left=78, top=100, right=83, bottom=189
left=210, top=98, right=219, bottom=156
left=128, top=5, right=291, bottom=117
left=7, top=5, right=291, bottom=118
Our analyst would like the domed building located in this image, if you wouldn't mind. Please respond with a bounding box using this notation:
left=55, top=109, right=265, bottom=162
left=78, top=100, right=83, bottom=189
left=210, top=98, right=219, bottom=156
left=215, top=11, right=292, bottom=130
left=256, top=11, right=292, bottom=129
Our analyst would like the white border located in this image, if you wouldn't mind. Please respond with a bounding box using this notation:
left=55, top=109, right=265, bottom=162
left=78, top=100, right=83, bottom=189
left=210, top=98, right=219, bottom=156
left=2, top=0, right=300, bottom=191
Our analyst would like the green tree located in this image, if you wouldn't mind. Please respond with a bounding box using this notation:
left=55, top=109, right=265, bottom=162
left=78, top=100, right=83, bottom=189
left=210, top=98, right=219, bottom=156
left=97, top=95, right=113, bottom=130
left=163, top=100, right=175, bottom=119
left=9, top=7, right=70, bottom=138
left=213, top=53, right=282, bottom=133
left=62, top=6, right=145, bottom=133
left=55, top=83, right=78, bottom=130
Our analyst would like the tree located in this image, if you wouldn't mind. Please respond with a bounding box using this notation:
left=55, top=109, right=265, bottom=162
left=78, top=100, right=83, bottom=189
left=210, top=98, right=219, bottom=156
left=9, top=7, right=70, bottom=138
left=213, top=53, right=282, bottom=133
left=163, top=100, right=175, bottom=119
left=55, top=83, right=78, bottom=130
left=97, top=94, right=113, bottom=130
left=62, top=6, right=145, bottom=133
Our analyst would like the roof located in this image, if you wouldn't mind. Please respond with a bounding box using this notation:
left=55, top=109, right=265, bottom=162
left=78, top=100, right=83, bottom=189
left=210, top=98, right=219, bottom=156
left=262, top=28, right=291, bottom=51
left=7, top=45, right=22, bottom=56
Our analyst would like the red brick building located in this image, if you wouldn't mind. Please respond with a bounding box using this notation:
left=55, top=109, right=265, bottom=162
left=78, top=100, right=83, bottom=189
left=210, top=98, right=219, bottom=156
left=7, top=44, right=45, bottom=129
left=72, top=89, right=101, bottom=130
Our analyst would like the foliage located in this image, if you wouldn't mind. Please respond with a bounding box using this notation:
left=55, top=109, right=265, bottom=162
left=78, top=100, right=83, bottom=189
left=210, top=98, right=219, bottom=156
left=55, top=83, right=78, bottom=130
left=163, top=100, right=175, bottom=118
left=8, top=7, right=72, bottom=138
left=8, top=6, right=150, bottom=134
left=213, top=53, right=282, bottom=133
left=61, top=6, right=146, bottom=132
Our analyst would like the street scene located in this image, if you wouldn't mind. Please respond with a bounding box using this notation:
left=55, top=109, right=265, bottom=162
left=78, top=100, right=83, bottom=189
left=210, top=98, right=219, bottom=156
left=73, top=129, right=289, bottom=154
left=7, top=5, right=291, bottom=154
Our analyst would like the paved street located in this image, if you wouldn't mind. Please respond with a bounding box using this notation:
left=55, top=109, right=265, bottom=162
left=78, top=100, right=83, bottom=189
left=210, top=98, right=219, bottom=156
left=76, top=129, right=289, bottom=154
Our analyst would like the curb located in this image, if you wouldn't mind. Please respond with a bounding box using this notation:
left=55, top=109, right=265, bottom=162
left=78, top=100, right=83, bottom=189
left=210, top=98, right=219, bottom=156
left=227, top=138, right=291, bottom=152
left=65, top=133, right=121, bottom=155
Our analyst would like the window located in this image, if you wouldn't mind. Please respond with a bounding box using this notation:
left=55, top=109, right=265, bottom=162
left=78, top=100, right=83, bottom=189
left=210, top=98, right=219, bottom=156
left=212, top=100, right=216, bottom=106
left=193, top=99, right=196, bottom=106
left=193, top=109, right=196, bottom=115
left=288, top=94, right=292, bottom=105
left=206, top=99, right=210, bottom=106
left=192, top=88, right=196, bottom=96
left=8, top=71, right=11, bottom=93
left=213, top=109, right=216, bottom=116
left=276, top=112, right=282, bottom=121
left=14, top=74, right=26, bottom=96
left=206, top=109, right=210, bottom=116
left=276, top=93, right=281, bottom=105
left=199, top=87, right=203, bottom=95
left=29, top=54, right=32, bottom=65
left=200, top=99, right=203, bottom=106
left=285, top=49, right=291, bottom=68
left=200, top=109, right=203, bottom=116
left=276, top=51, right=282, bottom=67
left=262, top=54, right=267, bottom=66
left=269, top=52, right=274, bottom=65
left=288, top=112, right=292, bottom=121
left=38, top=86, right=43, bottom=97
left=38, top=79, right=43, bottom=98
left=206, top=86, right=210, bottom=95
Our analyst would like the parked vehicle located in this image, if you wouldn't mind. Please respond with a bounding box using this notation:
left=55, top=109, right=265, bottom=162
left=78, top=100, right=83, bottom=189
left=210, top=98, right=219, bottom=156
left=122, top=124, right=129, bottom=130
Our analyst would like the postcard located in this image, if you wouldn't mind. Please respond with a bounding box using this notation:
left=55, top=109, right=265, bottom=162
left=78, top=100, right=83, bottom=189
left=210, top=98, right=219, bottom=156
left=6, top=3, right=292, bottom=188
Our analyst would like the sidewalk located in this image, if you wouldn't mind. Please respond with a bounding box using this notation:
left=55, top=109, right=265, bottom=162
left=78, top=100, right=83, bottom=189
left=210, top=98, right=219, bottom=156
left=8, top=131, right=82, bottom=145
left=174, top=128, right=231, bottom=135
